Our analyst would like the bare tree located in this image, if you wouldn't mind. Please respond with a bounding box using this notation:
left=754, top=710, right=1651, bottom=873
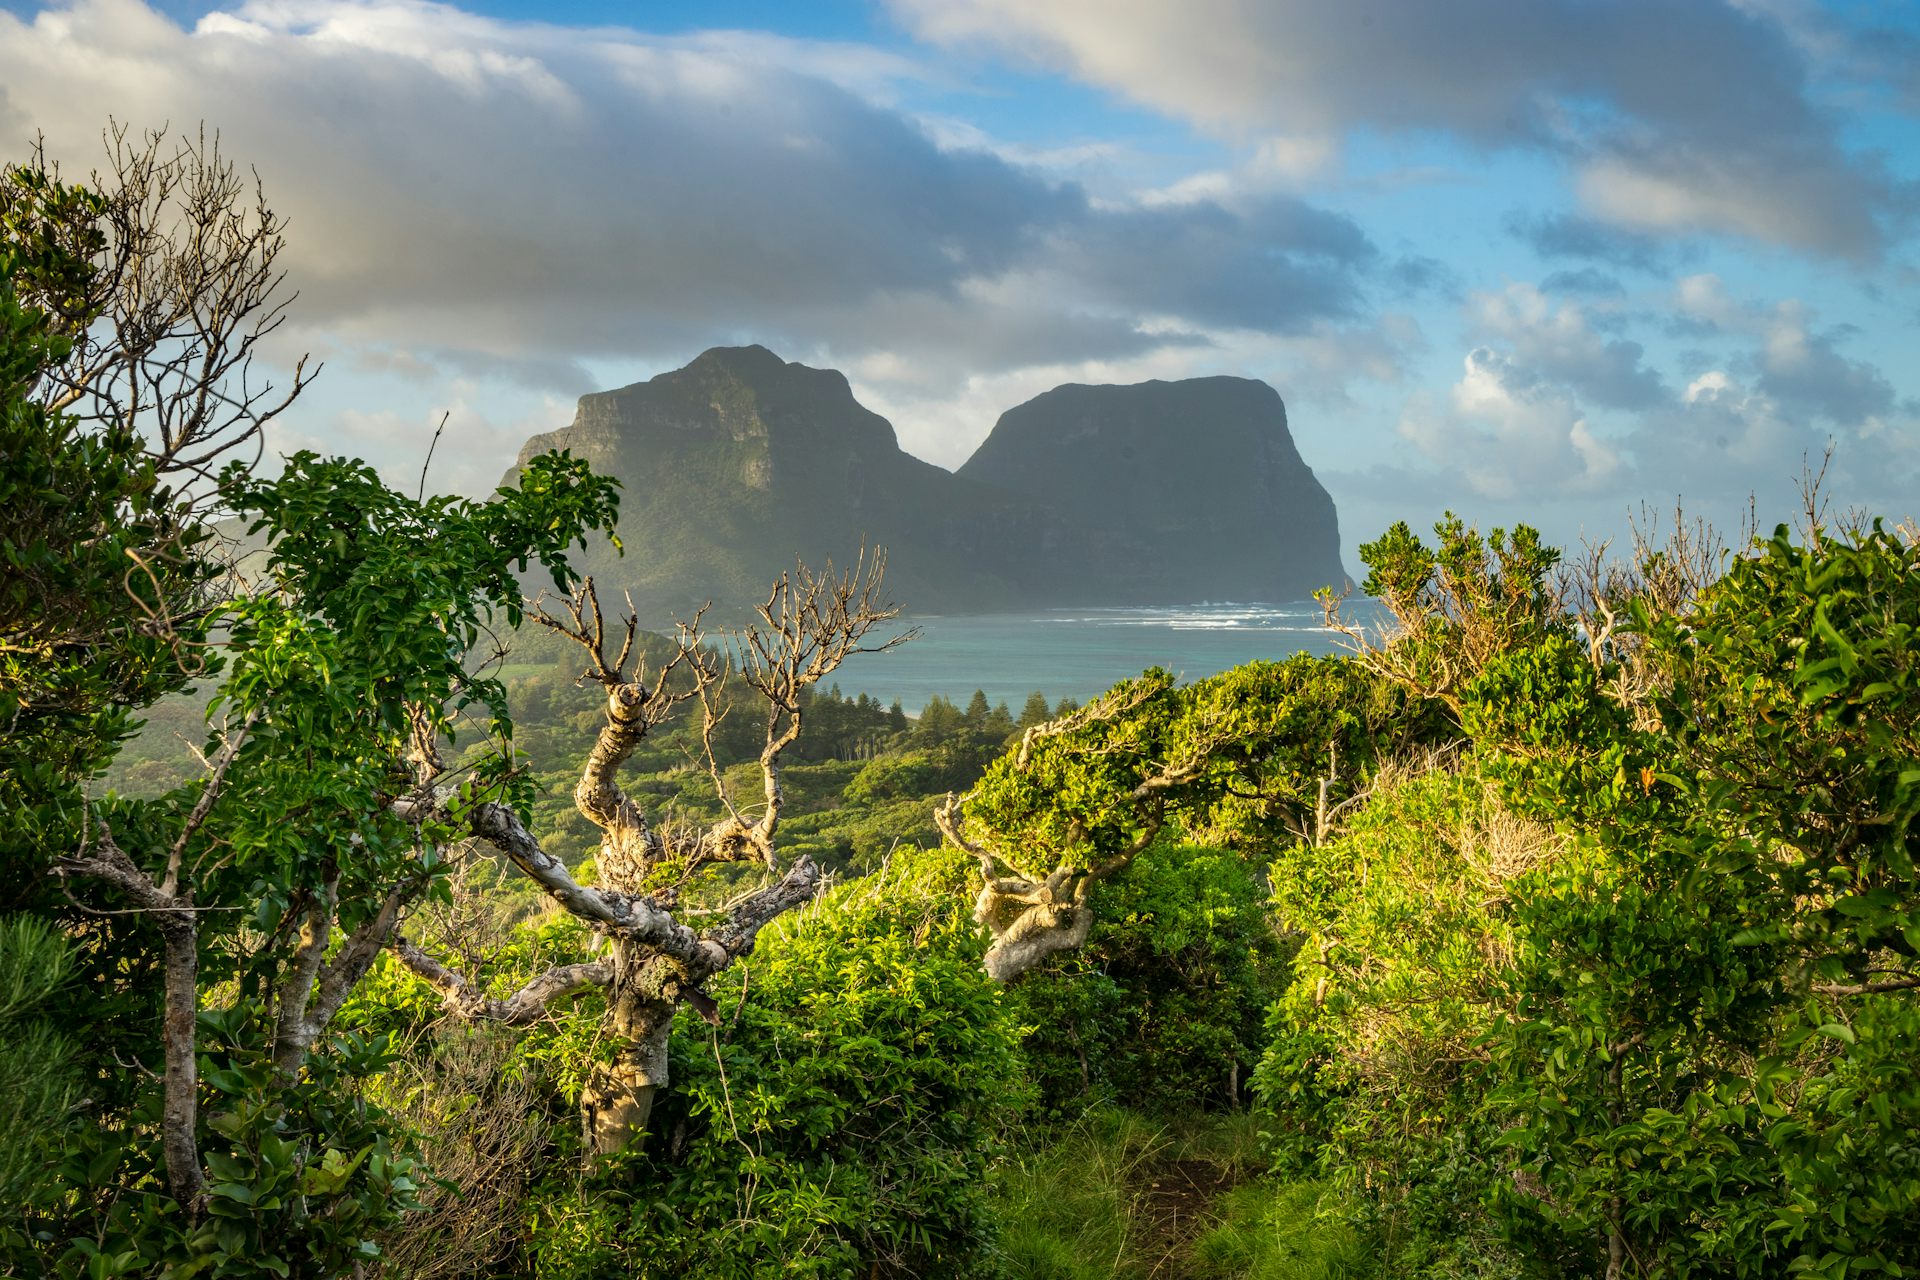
left=11, top=121, right=314, bottom=495
left=391, top=554, right=912, bottom=1156
left=2, top=122, right=314, bottom=728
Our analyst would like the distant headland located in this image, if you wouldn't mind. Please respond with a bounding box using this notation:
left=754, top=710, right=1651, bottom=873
left=507, top=345, right=1348, bottom=619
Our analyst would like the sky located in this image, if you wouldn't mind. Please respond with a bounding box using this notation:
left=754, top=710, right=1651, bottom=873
left=3, top=0, right=1917, bottom=565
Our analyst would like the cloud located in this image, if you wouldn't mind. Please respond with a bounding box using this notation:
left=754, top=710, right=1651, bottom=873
left=1398, top=349, right=1623, bottom=500
left=1467, top=283, right=1668, bottom=411
left=1573, top=143, right=1900, bottom=260
left=1625, top=369, right=1917, bottom=520
left=302, top=385, right=579, bottom=497
left=1754, top=303, right=1898, bottom=425
left=1672, top=272, right=1747, bottom=332
left=1539, top=268, right=1625, bottom=297
left=1671, top=275, right=1899, bottom=424
left=1388, top=270, right=1919, bottom=512
left=1391, top=346, right=1916, bottom=518
left=1507, top=212, right=1691, bottom=274
left=0, top=0, right=1381, bottom=400
left=1037, top=193, right=1374, bottom=332
left=1628, top=370, right=1804, bottom=491
left=890, top=0, right=1915, bottom=258
left=1394, top=278, right=1918, bottom=520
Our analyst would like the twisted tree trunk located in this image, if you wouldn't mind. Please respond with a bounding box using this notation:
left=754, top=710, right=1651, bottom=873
left=390, top=562, right=900, bottom=1163
left=972, top=867, right=1096, bottom=985
left=584, top=956, right=677, bottom=1155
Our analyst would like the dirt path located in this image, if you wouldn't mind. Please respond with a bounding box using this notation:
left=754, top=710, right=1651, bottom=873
left=1135, top=1154, right=1240, bottom=1278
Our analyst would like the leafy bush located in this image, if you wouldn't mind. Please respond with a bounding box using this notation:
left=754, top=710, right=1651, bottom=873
left=1255, top=760, right=1536, bottom=1272
left=844, top=749, right=955, bottom=805
left=1253, top=514, right=1920, bottom=1278
left=1007, top=843, right=1287, bottom=1115
left=525, top=847, right=1021, bottom=1280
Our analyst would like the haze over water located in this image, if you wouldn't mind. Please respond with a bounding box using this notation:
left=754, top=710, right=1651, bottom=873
left=831, top=601, right=1382, bottom=714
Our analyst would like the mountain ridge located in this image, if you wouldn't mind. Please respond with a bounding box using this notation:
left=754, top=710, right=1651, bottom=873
left=507, top=346, right=1347, bottom=620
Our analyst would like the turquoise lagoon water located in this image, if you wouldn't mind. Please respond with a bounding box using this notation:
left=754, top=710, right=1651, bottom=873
left=827, top=601, right=1381, bottom=714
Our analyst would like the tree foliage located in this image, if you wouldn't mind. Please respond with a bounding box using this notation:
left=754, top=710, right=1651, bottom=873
left=938, top=654, right=1411, bottom=983
left=1257, top=511, right=1920, bottom=1279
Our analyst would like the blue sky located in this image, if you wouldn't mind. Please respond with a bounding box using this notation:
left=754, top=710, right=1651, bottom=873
left=3, top=0, right=1916, bottom=561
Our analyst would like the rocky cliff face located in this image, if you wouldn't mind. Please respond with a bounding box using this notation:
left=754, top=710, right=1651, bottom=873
left=957, top=377, right=1346, bottom=604
left=508, top=346, right=1050, bottom=617
left=509, top=347, right=1346, bottom=619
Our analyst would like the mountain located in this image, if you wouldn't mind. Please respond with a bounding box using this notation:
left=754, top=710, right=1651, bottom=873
left=506, top=345, right=1054, bottom=617
left=958, top=377, right=1345, bottom=604
left=506, top=346, right=1346, bottom=620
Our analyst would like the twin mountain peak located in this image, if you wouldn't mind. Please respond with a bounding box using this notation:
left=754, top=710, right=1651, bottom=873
left=509, top=345, right=1346, bottom=619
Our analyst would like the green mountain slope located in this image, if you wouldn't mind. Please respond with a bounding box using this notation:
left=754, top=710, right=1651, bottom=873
left=508, top=346, right=1347, bottom=620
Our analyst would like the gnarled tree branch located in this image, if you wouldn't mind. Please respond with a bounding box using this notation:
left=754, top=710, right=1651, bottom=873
left=391, top=939, right=613, bottom=1026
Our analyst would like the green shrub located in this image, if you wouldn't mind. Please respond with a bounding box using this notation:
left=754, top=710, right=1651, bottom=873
left=844, top=749, right=953, bottom=805
left=526, top=847, right=1021, bottom=1280
left=1253, top=758, right=1546, bottom=1272
left=0, top=914, right=79, bottom=1233
left=1008, top=843, right=1287, bottom=1115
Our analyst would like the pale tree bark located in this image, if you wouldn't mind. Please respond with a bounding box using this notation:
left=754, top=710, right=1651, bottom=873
left=936, top=797, right=1158, bottom=986
left=932, top=679, right=1235, bottom=985
left=52, top=714, right=256, bottom=1215
left=391, top=552, right=911, bottom=1159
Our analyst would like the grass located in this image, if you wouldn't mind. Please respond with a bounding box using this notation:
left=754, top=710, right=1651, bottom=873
left=989, top=1108, right=1371, bottom=1280
left=1186, top=1181, right=1372, bottom=1280
left=991, top=1108, right=1167, bottom=1280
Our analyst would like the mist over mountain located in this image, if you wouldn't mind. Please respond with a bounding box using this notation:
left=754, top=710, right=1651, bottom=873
left=507, top=346, right=1347, bottom=619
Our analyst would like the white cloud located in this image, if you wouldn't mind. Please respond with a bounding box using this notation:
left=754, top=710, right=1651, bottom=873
left=1672, top=276, right=1899, bottom=424
left=890, top=0, right=1913, bottom=258
left=1468, top=282, right=1668, bottom=409
left=0, top=0, right=1379, bottom=406
left=1398, top=348, right=1622, bottom=500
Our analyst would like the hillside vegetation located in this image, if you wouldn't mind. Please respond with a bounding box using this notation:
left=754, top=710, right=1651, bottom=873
left=8, top=131, right=1920, bottom=1280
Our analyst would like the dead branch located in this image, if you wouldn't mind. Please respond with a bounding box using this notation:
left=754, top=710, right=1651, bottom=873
left=1811, top=974, right=1920, bottom=996
left=22, top=122, right=315, bottom=499
left=934, top=793, right=994, bottom=878
left=699, top=857, right=823, bottom=959
left=713, top=548, right=915, bottom=866
left=428, top=556, right=907, bottom=1156
left=461, top=800, right=722, bottom=971
left=392, top=939, right=613, bottom=1026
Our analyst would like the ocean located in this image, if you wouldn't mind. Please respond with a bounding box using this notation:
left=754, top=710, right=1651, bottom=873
left=826, top=601, right=1382, bottom=713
